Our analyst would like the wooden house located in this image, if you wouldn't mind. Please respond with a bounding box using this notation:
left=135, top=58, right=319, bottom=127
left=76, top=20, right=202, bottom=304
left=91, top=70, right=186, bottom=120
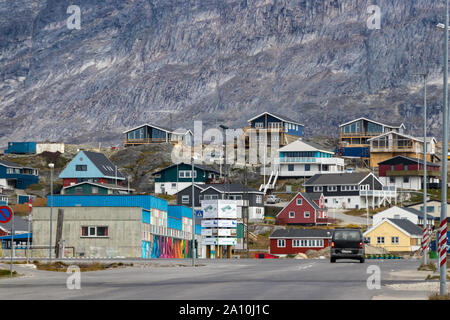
left=338, top=117, right=405, bottom=166
left=269, top=229, right=332, bottom=256
left=368, top=132, right=438, bottom=168
left=123, top=123, right=193, bottom=147
left=244, top=112, right=304, bottom=147
left=378, top=155, right=440, bottom=190
left=0, top=159, right=39, bottom=190
left=275, top=192, right=327, bottom=225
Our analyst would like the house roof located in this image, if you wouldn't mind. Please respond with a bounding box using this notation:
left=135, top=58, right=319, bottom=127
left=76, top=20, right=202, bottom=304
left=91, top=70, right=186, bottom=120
left=377, top=155, right=440, bottom=167
left=152, top=162, right=220, bottom=175
left=247, top=112, right=304, bottom=127
left=367, top=131, right=436, bottom=144
left=278, top=139, right=334, bottom=154
left=201, top=183, right=262, bottom=194
left=270, top=228, right=332, bottom=239
left=304, top=172, right=374, bottom=186
left=364, top=218, right=422, bottom=237
left=0, top=159, right=35, bottom=170
left=83, top=151, right=125, bottom=179
left=401, top=207, right=439, bottom=220
left=339, top=117, right=405, bottom=129
left=122, top=123, right=174, bottom=134
left=62, top=181, right=134, bottom=192
left=276, top=192, right=324, bottom=218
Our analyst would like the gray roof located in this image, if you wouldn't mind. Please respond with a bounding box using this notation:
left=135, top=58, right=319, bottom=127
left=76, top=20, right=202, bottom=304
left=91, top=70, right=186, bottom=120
left=0, top=159, right=35, bottom=169
left=270, top=228, right=332, bottom=238
left=304, top=172, right=370, bottom=186
left=248, top=111, right=304, bottom=126
left=83, top=151, right=125, bottom=179
left=0, top=216, right=29, bottom=232
left=378, top=155, right=440, bottom=167
left=401, top=207, right=439, bottom=221
left=201, top=183, right=262, bottom=194
left=152, top=162, right=220, bottom=175
left=387, top=218, right=423, bottom=236
left=301, top=192, right=321, bottom=211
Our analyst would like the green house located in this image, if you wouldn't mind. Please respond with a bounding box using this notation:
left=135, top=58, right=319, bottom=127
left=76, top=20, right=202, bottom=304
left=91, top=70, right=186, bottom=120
left=152, top=162, right=220, bottom=195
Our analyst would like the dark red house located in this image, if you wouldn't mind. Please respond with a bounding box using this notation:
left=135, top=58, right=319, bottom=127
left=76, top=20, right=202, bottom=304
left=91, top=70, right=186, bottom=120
left=378, top=155, right=440, bottom=191
left=269, top=228, right=332, bottom=255
left=275, top=192, right=327, bottom=225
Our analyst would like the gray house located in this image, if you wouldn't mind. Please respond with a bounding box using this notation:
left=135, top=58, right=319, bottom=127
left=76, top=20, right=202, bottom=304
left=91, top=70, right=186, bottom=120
left=176, top=183, right=265, bottom=221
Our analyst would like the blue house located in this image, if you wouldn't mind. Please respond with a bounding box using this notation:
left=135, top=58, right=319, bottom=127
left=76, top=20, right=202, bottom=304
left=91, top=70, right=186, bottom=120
left=59, top=151, right=125, bottom=188
left=0, top=159, right=39, bottom=190
left=246, top=112, right=304, bottom=146
left=123, top=123, right=193, bottom=147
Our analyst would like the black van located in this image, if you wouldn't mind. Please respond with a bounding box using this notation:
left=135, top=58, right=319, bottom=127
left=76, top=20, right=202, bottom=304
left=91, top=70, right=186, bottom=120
left=330, top=228, right=367, bottom=263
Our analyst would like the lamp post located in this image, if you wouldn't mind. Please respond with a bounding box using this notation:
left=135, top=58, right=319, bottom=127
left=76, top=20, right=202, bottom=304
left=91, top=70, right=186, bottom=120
left=437, top=2, right=449, bottom=295
left=48, top=163, right=54, bottom=261
left=414, top=72, right=429, bottom=265
left=191, top=156, right=195, bottom=267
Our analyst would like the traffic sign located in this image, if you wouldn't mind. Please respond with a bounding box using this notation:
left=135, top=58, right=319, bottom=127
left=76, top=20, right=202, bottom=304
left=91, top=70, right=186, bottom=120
left=0, top=206, right=13, bottom=224
left=195, top=210, right=203, bottom=217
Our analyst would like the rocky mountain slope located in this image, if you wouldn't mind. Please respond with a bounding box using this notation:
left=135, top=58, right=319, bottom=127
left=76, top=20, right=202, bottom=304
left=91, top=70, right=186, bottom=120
left=0, top=0, right=447, bottom=147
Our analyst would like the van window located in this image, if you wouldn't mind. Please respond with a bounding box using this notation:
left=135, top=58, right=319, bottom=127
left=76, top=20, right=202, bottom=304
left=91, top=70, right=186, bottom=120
left=333, top=230, right=362, bottom=241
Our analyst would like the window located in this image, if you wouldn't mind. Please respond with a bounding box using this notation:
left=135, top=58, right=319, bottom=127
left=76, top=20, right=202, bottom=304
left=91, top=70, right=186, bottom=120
left=256, top=195, right=262, bottom=204
left=364, top=237, right=371, bottom=244
left=289, top=211, right=295, bottom=218
left=277, top=239, right=286, bottom=247
left=288, top=164, right=294, bottom=171
left=403, top=177, right=409, bottom=183
left=296, top=198, right=302, bottom=205
left=76, top=165, right=87, bottom=171
left=305, top=164, right=310, bottom=171
left=377, top=237, right=385, bottom=244
left=81, top=226, right=109, bottom=237
left=204, top=194, right=218, bottom=200
left=391, top=237, right=399, bottom=244
left=74, top=187, right=83, bottom=194
left=292, top=239, right=300, bottom=247
left=179, top=171, right=185, bottom=178
left=313, top=186, right=323, bottom=192
left=389, top=177, right=395, bottom=183
left=404, top=165, right=408, bottom=171
left=171, top=183, right=177, bottom=189
left=182, top=195, right=189, bottom=204
left=327, top=186, right=337, bottom=192
left=304, top=211, right=310, bottom=218
left=255, top=122, right=263, bottom=128
left=91, top=187, right=98, bottom=194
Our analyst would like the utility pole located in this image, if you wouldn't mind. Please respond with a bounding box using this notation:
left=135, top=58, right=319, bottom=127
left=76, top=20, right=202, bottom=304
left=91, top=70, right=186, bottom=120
left=414, top=73, right=429, bottom=264
left=48, top=163, right=54, bottom=262
left=437, top=1, right=449, bottom=296
left=191, top=157, right=195, bottom=267
left=244, top=165, right=249, bottom=258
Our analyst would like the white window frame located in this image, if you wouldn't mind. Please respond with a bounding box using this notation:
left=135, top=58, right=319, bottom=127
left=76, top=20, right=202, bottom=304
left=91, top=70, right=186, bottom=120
left=256, top=195, right=262, bottom=204
left=313, top=186, right=323, bottom=192
left=327, top=186, right=337, bottom=192
left=304, top=211, right=310, bottom=218
left=377, top=237, right=385, bottom=244
left=289, top=211, right=295, bottom=218
left=296, top=198, right=302, bottom=205
left=182, top=195, right=189, bottom=204
left=277, top=239, right=286, bottom=248
left=391, top=236, right=399, bottom=245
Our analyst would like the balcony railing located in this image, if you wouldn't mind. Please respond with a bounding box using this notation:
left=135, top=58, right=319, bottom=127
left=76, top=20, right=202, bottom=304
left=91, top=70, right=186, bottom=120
left=385, top=170, right=441, bottom=177
left=280, top=157, right=345, bottom=165
left=370, top=145, right=417, bottom=153
left=124, top=138, right=168, bottom=144
left=340, top=131, right=384, bottom=137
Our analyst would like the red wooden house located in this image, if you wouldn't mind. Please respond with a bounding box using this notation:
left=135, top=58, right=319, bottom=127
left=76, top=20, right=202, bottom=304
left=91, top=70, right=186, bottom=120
left=269, top=228, right=332, bottom=255
left=275, top=192, right=327, bottom=225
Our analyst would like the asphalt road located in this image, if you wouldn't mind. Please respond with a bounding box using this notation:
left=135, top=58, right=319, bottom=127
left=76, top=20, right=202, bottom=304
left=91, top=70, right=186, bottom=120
left=0, top=259, right=428, bottom=300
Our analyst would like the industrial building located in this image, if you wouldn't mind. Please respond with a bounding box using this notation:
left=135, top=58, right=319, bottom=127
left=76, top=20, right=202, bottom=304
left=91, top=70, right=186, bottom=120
left=31, top=195, right=201, bottom=259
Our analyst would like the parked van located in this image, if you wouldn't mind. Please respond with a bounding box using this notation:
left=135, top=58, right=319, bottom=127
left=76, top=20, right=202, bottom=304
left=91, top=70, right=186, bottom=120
left=330, top=228, right=367, bottom=263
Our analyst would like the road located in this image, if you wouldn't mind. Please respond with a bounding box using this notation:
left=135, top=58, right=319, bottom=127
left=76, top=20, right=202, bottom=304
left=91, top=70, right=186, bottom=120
left=0, top=259, right=438, bottom=300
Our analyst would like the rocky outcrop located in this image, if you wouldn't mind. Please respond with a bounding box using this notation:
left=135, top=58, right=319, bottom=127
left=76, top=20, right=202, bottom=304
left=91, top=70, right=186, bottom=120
left=0, top=0, right=446, bottom=146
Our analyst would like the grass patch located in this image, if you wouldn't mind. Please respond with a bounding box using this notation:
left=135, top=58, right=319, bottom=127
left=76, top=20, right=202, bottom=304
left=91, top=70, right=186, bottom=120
left=418, top=263, right=437, bottom=272
left=33, top=261, right=133, bottom=272
left=0, top=270, right=17, bottom=278
left=425, top=274, right=450, bottom=280
left=429, top=293, right=450, bottom=300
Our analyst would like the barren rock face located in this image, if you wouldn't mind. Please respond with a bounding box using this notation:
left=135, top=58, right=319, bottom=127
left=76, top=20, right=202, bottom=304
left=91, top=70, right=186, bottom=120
left=0, top=0, right=445, bottom=147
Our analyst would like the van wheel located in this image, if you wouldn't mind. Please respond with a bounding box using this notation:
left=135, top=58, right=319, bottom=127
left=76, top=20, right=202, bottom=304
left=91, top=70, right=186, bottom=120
left=330, top=258, right=336, bottom=263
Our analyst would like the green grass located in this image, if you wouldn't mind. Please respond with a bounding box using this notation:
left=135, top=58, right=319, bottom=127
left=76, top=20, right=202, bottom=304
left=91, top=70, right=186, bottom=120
left=33, top=261, right=133, bottom=272
left=0, top=270, right=17, bottom=278
left=418, top=263, right=437, bottom=272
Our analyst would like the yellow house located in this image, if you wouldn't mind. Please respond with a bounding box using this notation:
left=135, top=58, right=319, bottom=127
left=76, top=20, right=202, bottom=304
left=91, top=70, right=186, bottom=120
left=363, top=218, right=422, bottom=253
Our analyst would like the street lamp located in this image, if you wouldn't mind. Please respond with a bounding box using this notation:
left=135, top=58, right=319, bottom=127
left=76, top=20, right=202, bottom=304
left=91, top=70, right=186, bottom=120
left=413, top=72, right=429, bottom=265
left=48, top=163, right=54, bottom=261
left=436, top=1, right=449, bottom=295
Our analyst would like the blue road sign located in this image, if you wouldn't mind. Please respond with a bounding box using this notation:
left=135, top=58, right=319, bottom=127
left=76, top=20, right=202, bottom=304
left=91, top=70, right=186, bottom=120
left=195, top=210, right=203, bottom=217
left=0, top=206, right=13, bottom=224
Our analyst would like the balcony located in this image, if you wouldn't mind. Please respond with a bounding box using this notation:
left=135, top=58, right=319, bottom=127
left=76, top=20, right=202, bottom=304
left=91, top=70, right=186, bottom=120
left=385, top=170, right=441, bottom=177
left=124, top=138, right=168, bottom=145
left=370, top=145, right=418, bottom=153
left=340, top=131, right=384, bottom=137
left=360, top=186, right=397, bottom=198
left=280, top=157, right=345, bottom=165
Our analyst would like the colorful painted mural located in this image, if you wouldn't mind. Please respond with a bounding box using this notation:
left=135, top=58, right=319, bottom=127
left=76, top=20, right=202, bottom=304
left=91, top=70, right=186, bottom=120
left=142, top=235, right=194, bottom=259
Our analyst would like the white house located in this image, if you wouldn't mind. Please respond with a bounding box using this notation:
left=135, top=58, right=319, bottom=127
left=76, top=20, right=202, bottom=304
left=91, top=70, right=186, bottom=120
left=372, top=206, right=435, bottom=227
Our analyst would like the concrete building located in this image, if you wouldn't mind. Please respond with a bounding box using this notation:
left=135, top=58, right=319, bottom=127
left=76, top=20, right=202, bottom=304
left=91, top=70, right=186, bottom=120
left=31, top=195, right=201, bottom=259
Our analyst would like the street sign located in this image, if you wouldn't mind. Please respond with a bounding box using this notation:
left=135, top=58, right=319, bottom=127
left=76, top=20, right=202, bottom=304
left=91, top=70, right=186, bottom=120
left=195, top=210, right=203, bottom=217
left=0, top=206, right=13, bottom=224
